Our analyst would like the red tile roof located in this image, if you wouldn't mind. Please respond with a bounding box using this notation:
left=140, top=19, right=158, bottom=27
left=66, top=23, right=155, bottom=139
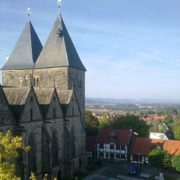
left=129, top=137, right=180, bottom=156
left=96, top=128, right=132, bottom=145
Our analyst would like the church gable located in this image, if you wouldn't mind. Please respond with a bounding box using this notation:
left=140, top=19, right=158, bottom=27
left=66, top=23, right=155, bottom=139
left=46, top=89, right=63, bottom=120
left=20, top=88, right=42, bottom=122
left=65, top=91, right=81, bottom=118
left=34, top=88, right=53, bottom=119
left=2, top=87, right=30, bottom=122
left=0, top=86, right=15, bottom=125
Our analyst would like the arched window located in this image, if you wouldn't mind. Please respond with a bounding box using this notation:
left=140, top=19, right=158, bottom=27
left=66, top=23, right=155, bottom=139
left=30, top=108, right=33, bottom=121
left=33, top=78, right=35, bottom=86
left=53, top=108, right=56, bottom=119
left=72, top=107, right=75, bottom=116
left=71, top=128, right=76, bottom=159
left=36, top=78, right=39, bottom=87
left=28, top=134, right=37, bottom=176
left=42, top=131, right=50, bottom=173
left=52, top=131, right=59, bottom=167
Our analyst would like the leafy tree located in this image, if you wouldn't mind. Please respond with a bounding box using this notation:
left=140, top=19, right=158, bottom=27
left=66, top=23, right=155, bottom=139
left=111, top=115, right=150, bottom=137
left=99, top=113, right=111, bottom=128
left=172, top=122, right=180, bottom=140
left=0, top=131, right=30, bottom=179
left=149, top=120, right=161, bottom=132
left=164, top=114, right=173, bottom=125
left=171, top=155, right=180, bottom=172
left=85, top=111, right=100, bottom=136
left=148, top=147, right=170, bottom=168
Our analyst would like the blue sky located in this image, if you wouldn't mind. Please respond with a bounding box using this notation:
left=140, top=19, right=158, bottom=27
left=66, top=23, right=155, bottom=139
left=1, top=0, right=180, bottom=100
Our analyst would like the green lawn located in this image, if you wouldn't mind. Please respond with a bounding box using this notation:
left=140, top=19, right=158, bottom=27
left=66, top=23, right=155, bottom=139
left=165, top=176, right=180, bottom=180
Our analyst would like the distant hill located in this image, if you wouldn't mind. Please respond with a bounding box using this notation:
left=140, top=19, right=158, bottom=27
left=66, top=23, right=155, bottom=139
left=86, top=97, right=180, bottom=105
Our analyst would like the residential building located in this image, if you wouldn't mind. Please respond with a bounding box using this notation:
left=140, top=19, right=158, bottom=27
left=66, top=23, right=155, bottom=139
left=150, top=132, right=169, bottom=140
left=86, top=136, right=97, bottom=158
left=96, top=128, right=132, bottom=160
left=129, top=137, right=180, bottom=164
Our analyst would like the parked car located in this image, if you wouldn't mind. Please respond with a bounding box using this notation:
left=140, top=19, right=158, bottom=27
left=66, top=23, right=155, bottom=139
left=128, top=163, right=138, bottom=175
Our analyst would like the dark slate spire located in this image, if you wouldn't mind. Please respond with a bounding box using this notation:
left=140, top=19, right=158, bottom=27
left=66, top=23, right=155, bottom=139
left=35, top=15, right=86, bottom=71
left=2, top=21, right=42, bottom=70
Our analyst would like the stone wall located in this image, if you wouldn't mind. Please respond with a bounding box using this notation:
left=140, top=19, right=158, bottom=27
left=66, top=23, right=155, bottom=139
left=2, top=70, right=33, bottom=87
left=33, top=68, right=69, bottom=89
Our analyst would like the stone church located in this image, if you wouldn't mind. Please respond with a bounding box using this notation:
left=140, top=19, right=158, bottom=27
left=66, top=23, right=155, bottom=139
left=0, top=11, right=86, bottom=179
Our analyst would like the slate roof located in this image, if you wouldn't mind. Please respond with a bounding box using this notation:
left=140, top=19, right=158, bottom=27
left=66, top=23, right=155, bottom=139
left=34, top=88, right=54, bottom=104
left=2, top=21, right=42, bottom=70
left=96, top=128, right=132, bottom=145
left=3, top=87, right=30, bottom=105
left=56, top=90, right=72, bottom=104
left=129, top=137, right=180, bottom=156
left=35, top=15, right=86, bottom=71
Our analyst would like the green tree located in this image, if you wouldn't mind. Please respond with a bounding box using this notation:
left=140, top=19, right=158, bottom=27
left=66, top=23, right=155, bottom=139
left=148, top=147, right=170, bottom=168
left=149, top=120, right=161, bottom=132
left=85, top=111, right=100, bottom=136
left=99, top=113, right=111, bottom=128
left=111, top=114, right=150, bottom=137
left=171, top=155, right=180, bottom=172
left=0, top=131, right=30, bottom=179
left=172, top=122, right=180, bottom=140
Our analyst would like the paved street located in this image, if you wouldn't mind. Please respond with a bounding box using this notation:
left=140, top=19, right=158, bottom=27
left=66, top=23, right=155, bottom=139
left=83, top=161, right=144, bottom=180
left=83, top=161, right=180, bottom=180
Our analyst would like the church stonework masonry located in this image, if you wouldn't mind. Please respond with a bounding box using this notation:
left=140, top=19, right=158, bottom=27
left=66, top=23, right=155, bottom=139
left=0, top=11, right=86, bottom=179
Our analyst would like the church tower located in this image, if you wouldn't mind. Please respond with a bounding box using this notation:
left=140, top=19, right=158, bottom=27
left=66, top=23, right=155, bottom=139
left=1, top=20, right=42, bottom=87
left=0, top=3, right=87, bottom=178
left=34, top=14, right=86, bottom=121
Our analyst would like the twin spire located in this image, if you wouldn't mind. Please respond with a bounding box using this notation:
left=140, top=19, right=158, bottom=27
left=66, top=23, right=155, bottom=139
left=2, top=1, right=86, bottom=71
left=26, top=0, right=62, bottom=21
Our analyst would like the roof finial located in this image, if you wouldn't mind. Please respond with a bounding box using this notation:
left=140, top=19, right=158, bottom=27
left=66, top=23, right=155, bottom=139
left=57, top=0, right=62, bottom=15
left=26, top=8, right=31, bottom=21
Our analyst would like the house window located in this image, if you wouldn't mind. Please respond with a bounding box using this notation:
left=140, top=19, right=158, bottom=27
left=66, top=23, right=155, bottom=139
left=110, top=144, right=114, bottom=149
left=121, top=145, right=125, bottom=150
left=100, top=143, right=103, bottom=149
left=121, top=154, right=125, bottom=159
left=100, top=152, right=103, bottom=157
left=110, top=153, right=114, bottom=159
left=106, top=153, right=109, bottom=158
left=116, top=154, right=120, bottom=159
